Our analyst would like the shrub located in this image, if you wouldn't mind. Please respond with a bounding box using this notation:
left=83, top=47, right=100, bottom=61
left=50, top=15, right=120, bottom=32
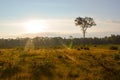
left=30, top=60, right=55, bottom=80
left=94, top=45, right=97, bottom=47
left=0, top=64, right=21, bottom=79
left=109, top=46, right=118, bottom=50
left=77, top=48, right=81, bottom=51
left=84, top=47, right=90, bottom=50
left=113, top=52, right=120, bottom=60
left=68, top=70, right=79, bottom=78
left=57, top=54, right=63, bottom=59
left=81, top=47, right=83, bottom=49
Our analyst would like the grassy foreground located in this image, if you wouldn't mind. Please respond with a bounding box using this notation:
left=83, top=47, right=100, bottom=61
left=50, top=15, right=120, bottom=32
left=0, top=46, right=120, bottom=80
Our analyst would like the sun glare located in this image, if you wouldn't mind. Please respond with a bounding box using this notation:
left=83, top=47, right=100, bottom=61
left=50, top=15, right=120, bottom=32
left=23, top=20, right=47, bottom=33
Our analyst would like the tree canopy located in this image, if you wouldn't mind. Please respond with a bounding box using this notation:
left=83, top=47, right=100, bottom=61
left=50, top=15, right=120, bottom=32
left=75, top=17, right=96, bottom=34
left=75, top=17, right=96, bottom=46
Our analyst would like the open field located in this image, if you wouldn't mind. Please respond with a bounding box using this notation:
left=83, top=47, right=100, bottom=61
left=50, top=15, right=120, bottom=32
left=0, top=45, right=120, bottom=80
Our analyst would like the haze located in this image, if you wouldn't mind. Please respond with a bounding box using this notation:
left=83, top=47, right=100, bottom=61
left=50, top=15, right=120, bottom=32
left=0, top=0, right=120, bottom=38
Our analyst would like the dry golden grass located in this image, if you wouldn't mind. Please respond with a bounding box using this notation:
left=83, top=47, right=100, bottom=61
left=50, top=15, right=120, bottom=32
left=0, top=46, right=120, bottom=80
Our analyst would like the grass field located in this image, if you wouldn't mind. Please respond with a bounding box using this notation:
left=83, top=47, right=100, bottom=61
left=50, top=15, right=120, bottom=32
left=0, top=45, right=120, bottom=80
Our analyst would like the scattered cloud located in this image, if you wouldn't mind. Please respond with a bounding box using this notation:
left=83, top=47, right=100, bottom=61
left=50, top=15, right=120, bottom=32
left=0, top=18, right=120, bottom=38
left=0, top=21, right=23, bottom=26
left=96, top=19, right=120, bottom=25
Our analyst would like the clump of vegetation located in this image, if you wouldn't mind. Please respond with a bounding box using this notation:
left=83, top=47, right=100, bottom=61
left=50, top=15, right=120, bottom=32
left=30, top=60, right=55, bottom=80
left=0, top=62, right=21, bottom=79
left=68, top=70, right=80, bottom=79
left=77, top=48, right=81, bottom=51
left=113, top=52, right=120, bottom=60
left=81, top=46, right=83, bottom=49
left=84, top=47, right=90, bottom=50
left=94, top=45, right=97, bottom=47
left=109, top=45, right=118, bottom=50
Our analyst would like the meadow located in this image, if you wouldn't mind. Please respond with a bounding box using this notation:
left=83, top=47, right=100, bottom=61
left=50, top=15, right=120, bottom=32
left=0, top=45, right=120, bottom=80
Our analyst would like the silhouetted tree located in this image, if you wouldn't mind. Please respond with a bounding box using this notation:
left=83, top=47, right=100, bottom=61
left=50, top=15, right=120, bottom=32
left=75, top=17, right=96, bottom=46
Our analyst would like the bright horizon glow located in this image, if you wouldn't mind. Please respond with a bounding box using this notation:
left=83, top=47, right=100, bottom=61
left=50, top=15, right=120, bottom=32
left=23, top=20, right=47, bottom=33
left=0, top=0, right=120, bottom=38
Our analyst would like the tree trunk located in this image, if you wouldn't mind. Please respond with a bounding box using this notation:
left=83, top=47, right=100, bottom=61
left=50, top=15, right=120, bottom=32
left=83, top=30, right=85, bottom=47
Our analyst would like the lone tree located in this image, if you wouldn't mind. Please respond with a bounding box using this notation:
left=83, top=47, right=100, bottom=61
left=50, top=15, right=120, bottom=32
left=75, top=17, right=96, bottom=46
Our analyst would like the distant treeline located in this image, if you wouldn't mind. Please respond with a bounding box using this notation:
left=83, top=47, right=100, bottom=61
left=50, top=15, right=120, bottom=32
left=0, top=34, right=120, bottom=48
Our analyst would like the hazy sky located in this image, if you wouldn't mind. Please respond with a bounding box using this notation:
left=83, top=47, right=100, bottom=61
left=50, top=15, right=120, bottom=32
left=0, top=0, right=120, bottom=38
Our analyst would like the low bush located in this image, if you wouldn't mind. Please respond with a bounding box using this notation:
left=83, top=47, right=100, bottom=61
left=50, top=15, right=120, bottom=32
left=109, top=46, right=118, bottom=50
left=77, top=48, right=81, bottom=51
left=113, top=52, right=120, bottom=60
left=84, top=47, right=90, bottom=50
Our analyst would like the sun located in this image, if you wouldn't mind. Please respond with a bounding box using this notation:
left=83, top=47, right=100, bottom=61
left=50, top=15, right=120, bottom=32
left=23, top=20, right=46, bottom=33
